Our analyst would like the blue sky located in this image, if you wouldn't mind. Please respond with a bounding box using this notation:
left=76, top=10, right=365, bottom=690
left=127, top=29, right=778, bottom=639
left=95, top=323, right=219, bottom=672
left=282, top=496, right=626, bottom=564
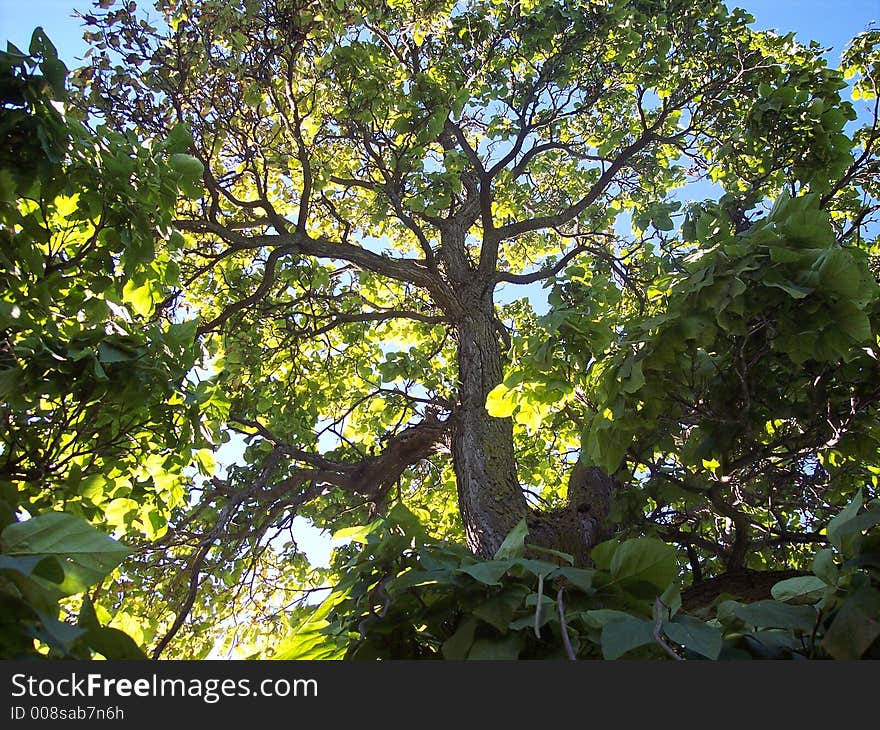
left=2, top=0, right=878, bottom=65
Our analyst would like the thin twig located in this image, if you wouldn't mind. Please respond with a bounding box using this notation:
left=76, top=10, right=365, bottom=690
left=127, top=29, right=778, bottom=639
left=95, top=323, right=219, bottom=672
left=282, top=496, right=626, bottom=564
left=653, top=597, right=683, bottom=661
left=534, top=574, right=544, bottom=639
left=556, top=587, right=577, bottom=661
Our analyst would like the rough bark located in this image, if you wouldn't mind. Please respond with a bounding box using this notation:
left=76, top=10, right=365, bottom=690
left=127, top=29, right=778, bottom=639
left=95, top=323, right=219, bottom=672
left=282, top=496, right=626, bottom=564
left=436, top=220, right=525, bottom=557
left=452, top=292, right=529, bottom=557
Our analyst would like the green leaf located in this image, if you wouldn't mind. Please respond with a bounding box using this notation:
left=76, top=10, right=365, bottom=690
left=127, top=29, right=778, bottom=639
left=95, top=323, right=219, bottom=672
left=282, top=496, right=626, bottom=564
left=509, top=557, right=561, bottom=578
left=832, top=300, right=872, bottom=343
left=731, top=600, right=817, bottom=632
left=80, top=474, right=110, bottom=503
left=522, top=544, right=574, bottom=566
left=770, top=576, right=827, bottom=604
left=105, top=498, right=138, bottom=528
left=821, top=586, right=880, bottom=659
left=29, top=27, right=58, bottom=58
left=587, top=419, right=631, bottom=474
left=82, top=626, right=148, bottom=659
left=0, top=554, right=64, bottom=583
left=812, top=548, right=839, bottom=585
left=39, top=56, right=67, bottom=97
left=621, top=360, right=645, bottom=393
left=33, top=610, right=87, bottom=653
left=485, top=383, right=517, bottom=418
left=169, top=153, right=204, bottom=180
left=473, top=593, right=520, bottom=631
left=601, top=617, right=656, bottom=659
left=467, top=634, right=522, bottom=660
left=163, top=123, right=194, bottom=153
left=166, top=318, right=198, bottom=346
left=331, top=523, right=375, bottom=544
left=0, top=367, right=23, bottom=401
left=385, top=502, right=428, bottom=541
left=98, top=341, right=136, bottom=363
left=609, top=538, right=677, bottom=591
left=77, top=594, right=100, bottom=631
left=590, top=539, right=619, bottom=570
left=494, top=519, right=528, bottom=560
left=458, top=560, right=513, bottom=586
left=762, top=276, right=812, bottom=299
left=768, top=245, right=816, bottom=264
left=662, top=615, right=722, bottom=659
left=827, top=507, right=880, bottom=540
left=274, top=600, right=346, bottom=660
left=553, top=567, right=595, bottom=594
left=1, top=513, right=131, bottom=595
left=193, top=448, right=216, bottom=476
left=826, top=489, right=863, bottom=550
left=818, top=248, right=861, bottom=296
left=441, top=617, right=477, bottom=660
left=584, top=609, right=636, bottom=628
left=122, top=279, right=154, bottom=318
left=659, top=583, right=682, bottom=616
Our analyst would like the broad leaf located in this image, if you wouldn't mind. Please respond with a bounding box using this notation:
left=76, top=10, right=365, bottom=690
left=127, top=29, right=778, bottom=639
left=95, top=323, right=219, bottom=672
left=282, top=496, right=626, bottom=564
left=0, top=554, right=64, bottom=583
left=812, top=549, right=839, bottom=585
left=441, top=618, right=478, bottom=660
left=1, top=513, right=131, bottom=595
left=826, top=489, right=863, bottom=550
left=467, top=635, right=522, bottom=660
left=609, top=538, right=677, bottom=591
left=770, top=576, right=827, bottom=604
left=663, top=616, right=722, bottom=659
left=601, top=617, right=656, bottom=659
left=494, top=519, right=528, bottom=560
left=821, top=586, right=880, bottom=659
left=730, top=600, right=817, bottom=632
left=458, top=560, right=514, bottom=586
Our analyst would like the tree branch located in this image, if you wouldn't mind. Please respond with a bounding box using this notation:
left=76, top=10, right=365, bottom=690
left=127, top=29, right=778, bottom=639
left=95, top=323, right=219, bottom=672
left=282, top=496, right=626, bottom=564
left=491, top=133, right=656, bottom=242
left=495, top=243, right=591, bottom=285
left=174, top=219, right=454, bottom=307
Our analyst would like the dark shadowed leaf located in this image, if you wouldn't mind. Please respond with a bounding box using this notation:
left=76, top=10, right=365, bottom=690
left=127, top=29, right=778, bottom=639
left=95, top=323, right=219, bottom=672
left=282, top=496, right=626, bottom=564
left=821, top=586, right=880, bottom=659
left=732, top=600, right=817, bottom=632
left=771, top=576, right=827, bottom=604
left=663, top=616, right=723, bottom=659
left=441, top=618, right=478, bottom=660
left=601, top=617, right=656, bottom=659
left=467, top=634, right=522, bottom=660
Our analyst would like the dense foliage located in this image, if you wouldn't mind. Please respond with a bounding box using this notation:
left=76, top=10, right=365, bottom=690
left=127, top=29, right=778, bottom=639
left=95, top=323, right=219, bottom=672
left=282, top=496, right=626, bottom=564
left=279, top=495, right=880, bottom=660
left=0, top=28, right=204, bottom=657
left=2, top=0, right=879, bottom=659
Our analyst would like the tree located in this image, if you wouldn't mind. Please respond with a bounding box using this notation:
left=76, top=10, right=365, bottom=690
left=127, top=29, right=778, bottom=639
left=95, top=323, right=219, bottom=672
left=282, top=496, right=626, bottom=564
left=4, top=0, right=879, bottom=659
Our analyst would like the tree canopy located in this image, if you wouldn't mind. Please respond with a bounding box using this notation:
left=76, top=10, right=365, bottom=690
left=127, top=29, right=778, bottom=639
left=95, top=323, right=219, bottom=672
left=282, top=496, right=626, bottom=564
left=2, top=0, right=880, bottom=660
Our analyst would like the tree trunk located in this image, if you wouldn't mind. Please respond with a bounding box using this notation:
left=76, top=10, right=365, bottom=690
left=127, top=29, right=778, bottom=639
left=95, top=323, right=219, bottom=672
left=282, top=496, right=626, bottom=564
left=453, top=300, right=529, bottom=557
left=442, top=225, right=615, bottom=563
left=440, top=222, right=528, bottom=558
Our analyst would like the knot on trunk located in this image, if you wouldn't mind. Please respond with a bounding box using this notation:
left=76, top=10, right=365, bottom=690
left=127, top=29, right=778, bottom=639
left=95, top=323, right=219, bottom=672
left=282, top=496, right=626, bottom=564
left=526, top=462, right=617, bottom=566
